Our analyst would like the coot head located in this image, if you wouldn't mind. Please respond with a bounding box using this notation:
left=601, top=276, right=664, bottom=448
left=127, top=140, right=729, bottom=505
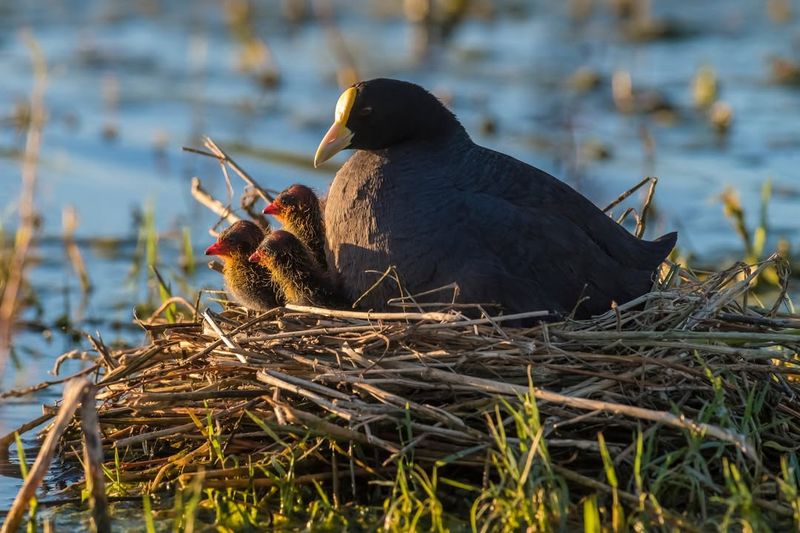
left=314, top=78, right=462, bottom=167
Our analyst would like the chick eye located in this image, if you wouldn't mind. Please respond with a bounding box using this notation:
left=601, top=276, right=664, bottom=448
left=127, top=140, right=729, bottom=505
left=358, top=106, right=373, bottom=116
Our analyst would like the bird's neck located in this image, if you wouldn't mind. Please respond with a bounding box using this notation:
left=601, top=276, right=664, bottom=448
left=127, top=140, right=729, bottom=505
left=373, top=128, right=474, bottom=178
left=386, top=94, right=465, bottom=145
left=285, top=211, right=326, bottom=266
left=416, top=108, right=468, bottom=143
left=222, top=252, right=261, bottom=286
left=272, top=262, right=324, bottom=305
left=360, top=125, right=472, bottom=159
left=222, top=252, right=249, bottom=272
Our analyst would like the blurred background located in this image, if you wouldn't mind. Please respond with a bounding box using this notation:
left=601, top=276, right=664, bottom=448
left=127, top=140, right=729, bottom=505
left=1, top=0, right=800, bottom=510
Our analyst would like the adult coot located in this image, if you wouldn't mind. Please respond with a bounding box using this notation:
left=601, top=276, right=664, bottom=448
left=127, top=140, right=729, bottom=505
left=205, top=220, right=281, bottom=311
left=315, top=78, right=677, bottom=318
left=263, top=184, right=327, bottom=270
left=249, top=230, right=341, bottom=307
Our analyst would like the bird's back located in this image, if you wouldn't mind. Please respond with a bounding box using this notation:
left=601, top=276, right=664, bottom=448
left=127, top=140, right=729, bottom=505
left=325, top=136, right=675, bottom=316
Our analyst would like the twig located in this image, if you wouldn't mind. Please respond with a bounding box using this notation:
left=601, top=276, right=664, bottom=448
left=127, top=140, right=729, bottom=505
left=190, top=177, right=240, bottom=225
left=552, top=327, right=800, bottom=346
left=202, top=137, right=276, bottom=203
left=87, top=334, right=117, bottom=370
left=602, top=176, right=652, bottom=213
left=147, top=296, right=198, bottom=323
left=635, top=176, right=658, bottom=238
left=284, top=304, right=459, bottom=323
left=203, top=310, right=246, bottom=363
left=0, top=413, right=55, bottom=462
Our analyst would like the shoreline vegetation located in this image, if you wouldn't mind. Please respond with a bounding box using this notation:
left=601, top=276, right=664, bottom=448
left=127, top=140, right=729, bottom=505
left=2, top=145, right=800, bottom=530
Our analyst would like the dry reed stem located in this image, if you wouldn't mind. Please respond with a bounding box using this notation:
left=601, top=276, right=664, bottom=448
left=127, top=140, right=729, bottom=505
left=62, top=205, right=92, bottom=294
left=2, top=379, right=85, bottom=533
left=0, top=31, right=47, bottom=382
left=284, top=303, right=460, bottom=323
left=313, top=0, right=360, bottom=87
left=602, top=176, right=654, bottom=213
left=635, top=176, right=658, bottom=238
left=80, top=384, right=110, bottom=533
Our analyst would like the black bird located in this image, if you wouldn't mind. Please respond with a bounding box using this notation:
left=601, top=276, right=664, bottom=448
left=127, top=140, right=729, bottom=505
left=248, top=230, right=340, bottom=307
left=205, top=220, right=281, bottom=311
left=263, top=184, right=327, bottom=270
left=314, top=78, right=677, bottom=318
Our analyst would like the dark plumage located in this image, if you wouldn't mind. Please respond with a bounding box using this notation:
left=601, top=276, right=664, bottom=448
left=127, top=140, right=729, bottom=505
left=263, top=184, right=327, bottom=270
left=204, top=221, right=281, bottom=311
left=248, top=230, right=340, bottom=307
left=314, top=78, right=677, bottom=318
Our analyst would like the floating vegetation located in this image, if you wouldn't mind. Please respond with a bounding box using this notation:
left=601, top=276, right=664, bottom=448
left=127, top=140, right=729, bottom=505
left=567, top=66, right=603, bottom=93
left=709, top=100, right=734, bottom=135
left=770, top=56, right=800, bottom=86
left=692, top=65, right=718, bottom=109
left=223, top=0, right=281, bottom=88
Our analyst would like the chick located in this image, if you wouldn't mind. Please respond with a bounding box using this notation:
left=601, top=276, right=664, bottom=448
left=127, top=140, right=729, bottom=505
left=205, top=220, right=281, bottom=311
left=248, top=230, right=340, bottom=307
left=263, top=184, right=327, bottom=270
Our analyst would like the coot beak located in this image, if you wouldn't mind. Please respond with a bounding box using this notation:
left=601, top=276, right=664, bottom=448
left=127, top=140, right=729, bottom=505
left=248, top=250, right=262, bottom=263
left=263, top=201, right=281, bottom=216
left=314, top=87, right=357, bottom=167
left=205, top=242, right=225, bottom=256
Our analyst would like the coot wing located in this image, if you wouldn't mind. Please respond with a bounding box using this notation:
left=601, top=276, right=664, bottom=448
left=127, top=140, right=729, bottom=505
left=444, top=189, right=659, bottom=317
left=464, top=146, right=676, bottom=273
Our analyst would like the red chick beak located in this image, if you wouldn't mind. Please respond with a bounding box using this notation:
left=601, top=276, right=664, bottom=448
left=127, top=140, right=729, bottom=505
left=248, top=250, right=263, bottom=263
left=263, top=201, right=282, bottom=216
left=205, top=241, right=225, bottom=256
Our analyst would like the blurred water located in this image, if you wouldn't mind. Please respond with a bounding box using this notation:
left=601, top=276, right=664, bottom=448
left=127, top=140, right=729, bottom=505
left=2, top=0, right=800, bottom=518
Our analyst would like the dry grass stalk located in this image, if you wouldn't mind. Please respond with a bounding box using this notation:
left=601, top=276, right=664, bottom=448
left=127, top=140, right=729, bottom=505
left=184, top=138, right=278, bottom=204
left=62, top=205, right=92, bottom=294
left=0, top=31, right=47, bottom=381
left=190, top=177, right=241, bottom=227
left=284, top=303, right=460, bottom=323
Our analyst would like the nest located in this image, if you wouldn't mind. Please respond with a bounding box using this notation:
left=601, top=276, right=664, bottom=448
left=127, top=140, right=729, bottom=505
left=3, top=254, right=793, bottom=528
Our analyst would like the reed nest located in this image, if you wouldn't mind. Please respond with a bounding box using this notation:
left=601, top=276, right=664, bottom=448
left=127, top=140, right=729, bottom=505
left=6, top=255, right=800, bottom=529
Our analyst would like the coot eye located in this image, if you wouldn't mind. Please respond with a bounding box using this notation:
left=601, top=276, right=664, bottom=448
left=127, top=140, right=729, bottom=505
left=358, top=106, right=373, bottom=116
